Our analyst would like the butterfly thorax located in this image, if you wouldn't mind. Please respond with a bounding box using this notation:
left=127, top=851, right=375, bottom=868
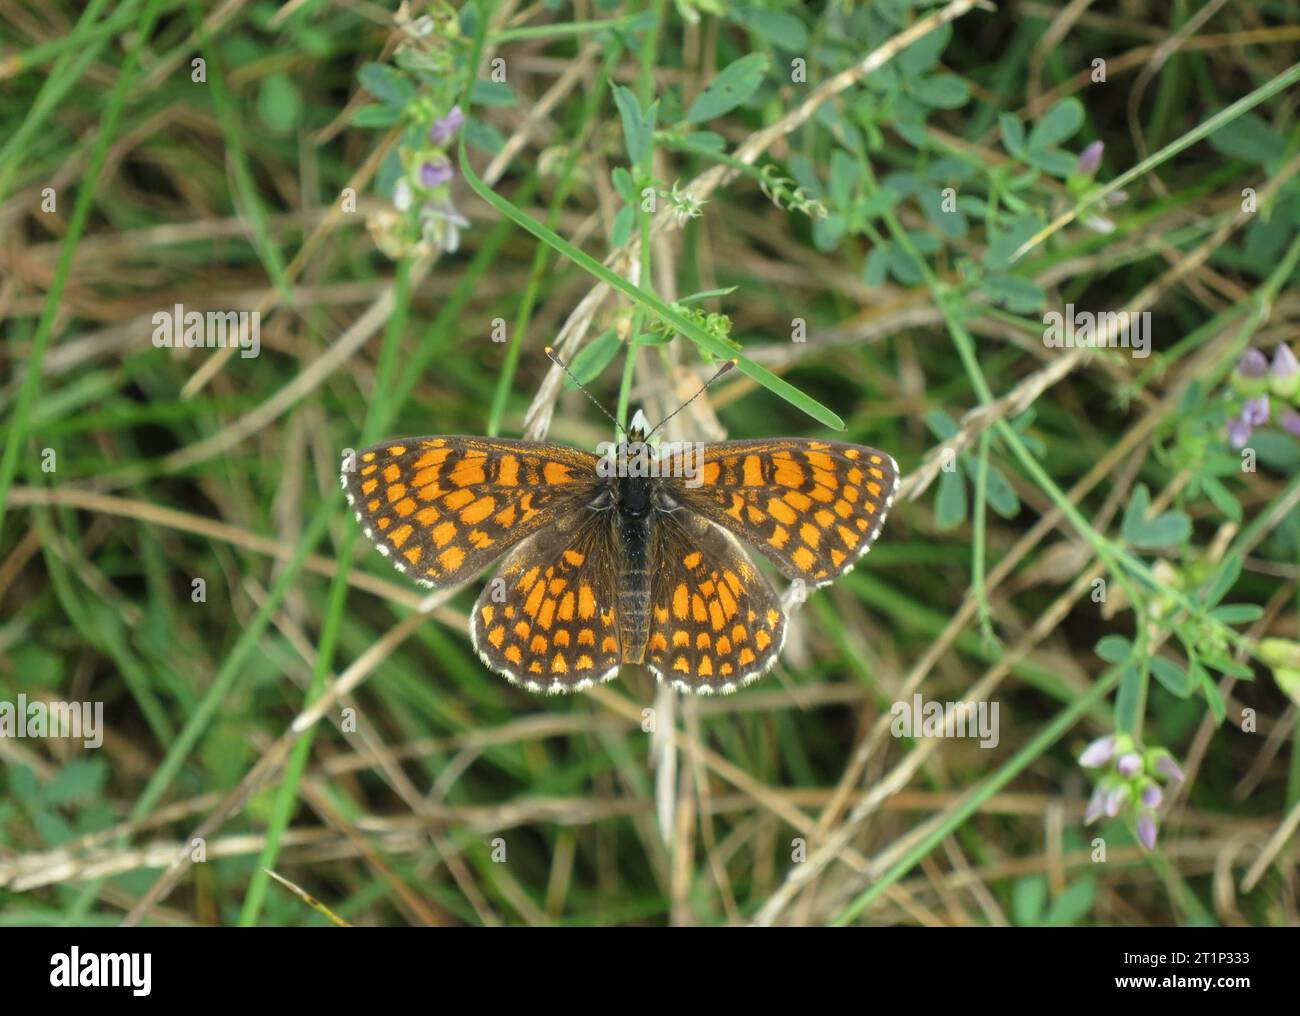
left=611, top=439, right=659, bottom=662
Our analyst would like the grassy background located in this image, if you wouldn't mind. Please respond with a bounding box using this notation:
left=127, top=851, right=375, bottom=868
left=2, top=0, right=1299, bottom=926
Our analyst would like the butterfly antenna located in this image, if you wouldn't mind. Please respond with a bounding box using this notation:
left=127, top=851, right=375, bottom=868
left=645, top=358, right=739, bottom=441
left=544, top=346, right=623, bottom=436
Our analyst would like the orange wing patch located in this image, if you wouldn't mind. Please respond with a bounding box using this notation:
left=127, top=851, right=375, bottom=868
left=646, top=512, right=785, bottom=694
left=673, top=439, right=900, bottom=589
left=470, top=509, right=621, bottom=694
left=342, top=436, right=600, bottom=590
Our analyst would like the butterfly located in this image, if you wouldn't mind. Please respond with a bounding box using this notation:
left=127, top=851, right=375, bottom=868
left=342, top=359, right=899, bottom=695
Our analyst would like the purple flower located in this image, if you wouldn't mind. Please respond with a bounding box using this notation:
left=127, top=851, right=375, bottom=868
left=1153, top=754, right=1185, bottom=784
left=1084, top=786, right=1106, bottom=825
left=1237, top=349, right=1268, bottom=378
left=1077, top=140, right=1104, bottom=176
left=1140, top=783, right=1163, bottom=808
left=1137, top=813, right=1158, bottom=851
left=1105, top=785, right=1128, bottom=817
left=1282, top=410, right=1300, bottom=437
left=429, top=105, right=463, bottom=146
left=1226, top=416, right=1252, bottom=448
left=1242, top=396, right=1269, bottom=426
left=1078, top=735, right=1117, bottom=768
left=420, top=159, right=453, bottom=189
left=1116, top=752, right=1142, bottom=778
left=1271, top=344, right=1299, bottom=399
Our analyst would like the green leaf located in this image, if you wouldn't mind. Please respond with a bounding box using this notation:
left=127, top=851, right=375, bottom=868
left=611, top=167, right=636, bottom=204
left=471, top=80, right=517, bottom=107
left=1115, top=662, right=1142, bottom=732
left=358, top=62, right=413, bottom=106
left=613, top=85, right=656, bottom=166
left=935, top=467, right=967, bottom=530
left=1011, top=875, right=1046, bottom=925
left=911, top=74, right=970, bottom=109
left=464, top=117, right=506, bottom=155
left=896, top=21, right=951, bottom=78
left=1095, top=635, right=1133, bottom=664
left=258, top=73, right=303, bottom=134
left=979, top=274, right=1045, bottom=313
left=1027, top=98, right=1084, bottom=151
left=686, top=53, right=769, bottom=123
left=43, top=759, right=108, bottom=807
left=1208, top=112, right=1287, bottom=165
left=1201, top=553, right=1242, bottom=607
left=1000, top=113, right=1025, bottom=155
left=731, top=7, right=808, bottom=51
left=863, top=246, right=890, bottom=287
left=1150, top=656, right=1194, bottom=697
left=830, top=149, right=857, bottom=210
left=352, top=104, right=402, bottom=128
left=1201, top=475, right=1241, bottom=523
left=678, top=286, right=738, bottom=305
left=611, top=205, right=636, bottom=248
left=984, top=213, right=1043, bottom=270
left=925, top=408, right=959, bottom=441
left=679, top=130, right=726, bottom=152
left=565, top=330, right=623, bottom=387
left=1043, top=877, right=1096, bottom=926
left=1209, top=603, right=1264, bottom=624
left=1194, top=659, right=1226, bottom=724
left=1025, top=148, right=1078, bottom=178
left=1121, top=484, right=1192, bottom=548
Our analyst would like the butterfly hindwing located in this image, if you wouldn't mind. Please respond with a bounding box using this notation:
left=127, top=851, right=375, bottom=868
left=470, top=507, right=623, bottom=693
left=342, top=437, right=601, bottom=589
left=671, top=439, right=900, bottom=589
left=645, top=510, right=785, bottom=694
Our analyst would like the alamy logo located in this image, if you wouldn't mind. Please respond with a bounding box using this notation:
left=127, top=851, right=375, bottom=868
left=151, top=303, right=260, bottom=358
left=50, top=948, right=151, bottom=996
left=0, top=695, right=103, bottom=748
left=1043, top=305, right=1151, bottom=358
left=890, top=694, right=999, bottom=748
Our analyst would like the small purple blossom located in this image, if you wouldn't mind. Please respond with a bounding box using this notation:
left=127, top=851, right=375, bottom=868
left=429, top=105, right=463, bottom=146
left=1282, top=410, right=1300, bottom=437
left=1077, top=140, right=1104, bottom=176
left=1273, top=344, right=1298, bottom=378
left=1116, top=752, right=1142, bottom=778
left=1227, top=416, right=1252, bottom=448
left=1242, top=396, right=1269, bottom=427
left=1140, top=784, right=1163, bottom=808
left=420, top=159, right=453, bottom=189
left=1105, top=786, right=1128, bottom=817
left=1238, top=349, right=1268, bottom=379
left=1084, top=786, right=1106, bottom=825
left=1137, top=813, right=1158, bottom=851
left=1153, top=754, right=1185, bottom=784
left=1078, top=735, right=1117, bottom=768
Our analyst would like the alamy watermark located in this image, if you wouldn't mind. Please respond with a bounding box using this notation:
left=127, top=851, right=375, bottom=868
left=151, top=303, right=260, bottom=358
left=0, top=695, right=103, bottom=748
left=890, top=693, right=1000, bottom=748
left=1043, top=305, right=1151, bottom=359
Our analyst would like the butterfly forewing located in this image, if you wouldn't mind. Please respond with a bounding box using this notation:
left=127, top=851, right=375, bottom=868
left=471, top=509, right=623, bottom=692
left=342, top=437, right=600, bottom=588
left=671, top=439, right=900, bottom=588
left=645, top=511, right=785, bottom=694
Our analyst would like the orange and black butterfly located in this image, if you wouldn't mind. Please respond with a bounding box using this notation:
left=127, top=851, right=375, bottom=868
left=343, top=359, right=899, bottom=695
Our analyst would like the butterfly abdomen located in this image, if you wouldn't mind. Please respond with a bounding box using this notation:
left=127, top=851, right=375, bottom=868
left=615, top=477, right=653, bottom=662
